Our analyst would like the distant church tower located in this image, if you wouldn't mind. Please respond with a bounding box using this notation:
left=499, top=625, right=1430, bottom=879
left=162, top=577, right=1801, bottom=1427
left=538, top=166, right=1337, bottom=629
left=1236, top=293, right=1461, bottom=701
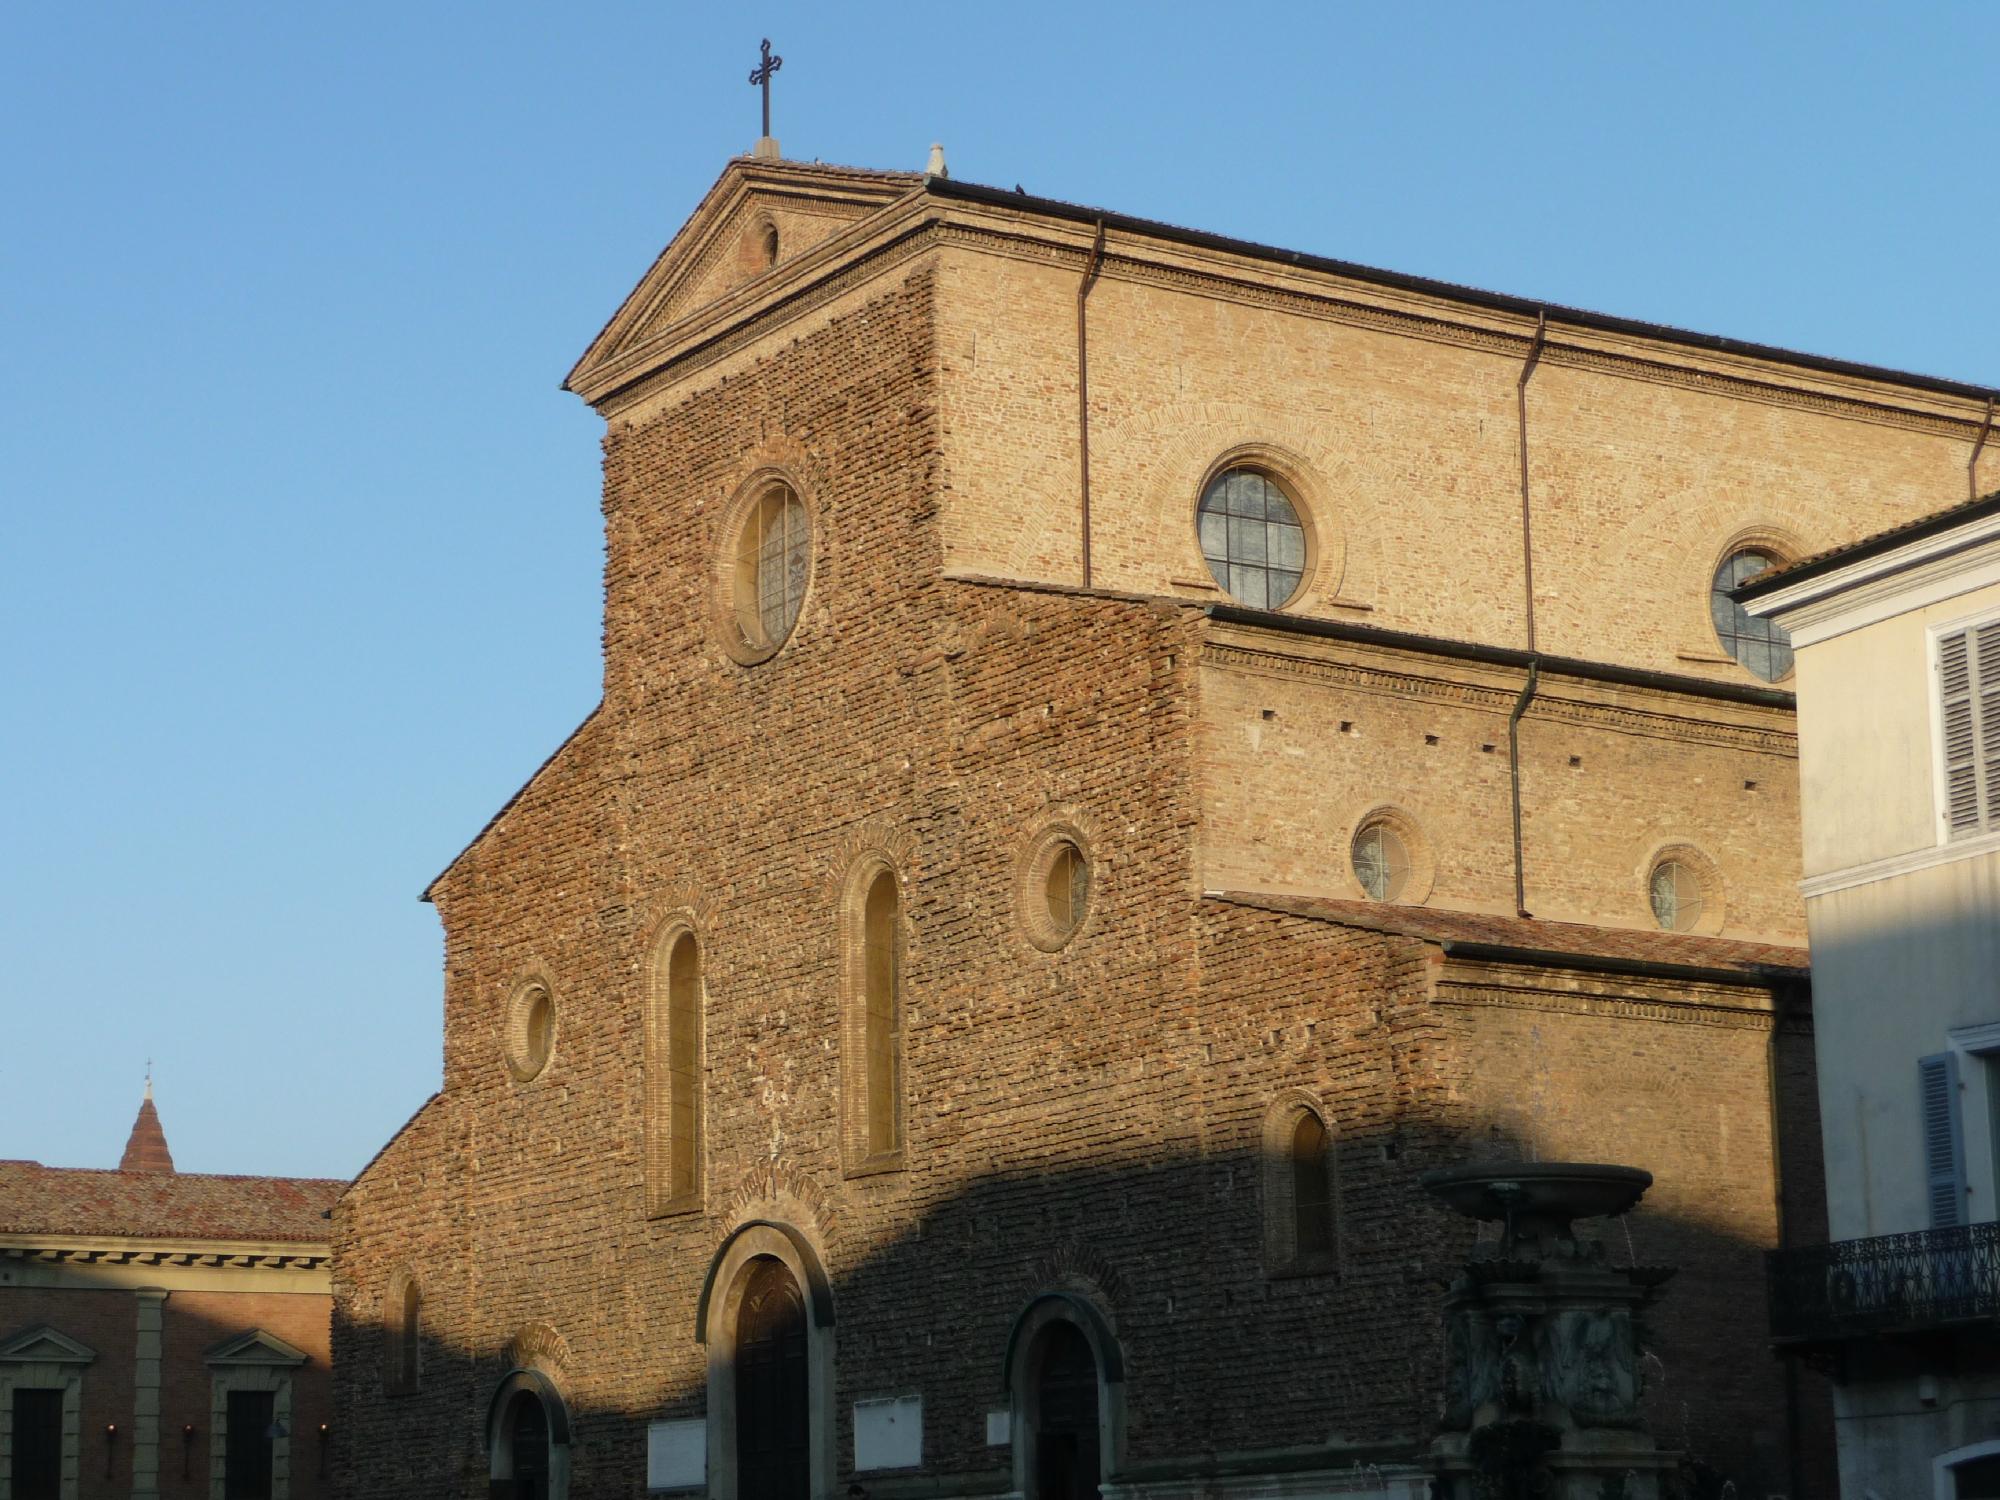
left=117, top=1073, right=175, bottom=1173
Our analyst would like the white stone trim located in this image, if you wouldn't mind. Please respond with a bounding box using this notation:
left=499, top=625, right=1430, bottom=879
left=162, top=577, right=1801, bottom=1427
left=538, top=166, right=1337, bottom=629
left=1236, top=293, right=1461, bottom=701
left=206, top=1330, right=306, bottom=1500
left=1745, top=514, right=2000, bottom=646
left=1935, top=1437, right=2000, bottom=1499
left=701, top=1223, right=838, bottom=1500
left=1800, top=825, right=2000, bottom=898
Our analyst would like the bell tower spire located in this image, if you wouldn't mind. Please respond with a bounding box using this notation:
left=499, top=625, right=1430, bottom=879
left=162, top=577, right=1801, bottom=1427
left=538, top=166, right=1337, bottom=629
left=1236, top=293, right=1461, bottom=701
left=119, top=1071, right=175, bottom=1174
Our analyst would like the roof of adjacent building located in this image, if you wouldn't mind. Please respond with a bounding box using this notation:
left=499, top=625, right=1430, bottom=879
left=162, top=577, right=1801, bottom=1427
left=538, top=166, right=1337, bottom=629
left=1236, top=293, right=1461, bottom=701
left=1733, top=487, right=2000, bottom=603
left=1211, top=891, right=1809, bottom=979
left=0, top=1160, right=343, bottom=1245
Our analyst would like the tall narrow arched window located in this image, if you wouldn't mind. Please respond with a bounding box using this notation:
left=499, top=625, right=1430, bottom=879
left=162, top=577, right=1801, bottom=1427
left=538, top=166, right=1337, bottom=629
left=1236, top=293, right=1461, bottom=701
left=863, top=870, right=902, bottom=1160
left=1291, top=1113, right=1334, bottom=1258
left=399, top=1278, right=422, bottom=1391
left=1262, top=1095, right=1338, bottom=1274
left=384, top=1270, right=421, bottom=1393
left=646, top=921, right=704, bottom=1216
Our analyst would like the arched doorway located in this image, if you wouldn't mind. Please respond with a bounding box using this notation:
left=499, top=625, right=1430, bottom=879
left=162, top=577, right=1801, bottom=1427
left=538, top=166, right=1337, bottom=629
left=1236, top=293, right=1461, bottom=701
left=1031, top=1321, right=1099, bottom=1500
left=1002, top=1293, right=1123, bottom=1500
left=485, top=1369, right=570, bottom=1500
left=735, top=1257, right=809, bottom=1500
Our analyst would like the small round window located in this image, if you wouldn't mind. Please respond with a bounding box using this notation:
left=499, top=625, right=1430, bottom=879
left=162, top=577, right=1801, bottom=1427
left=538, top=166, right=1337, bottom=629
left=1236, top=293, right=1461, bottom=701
left=1352, top=822, right=1410, bottom=902
left=1018, top=818, right=1095, bottom=952
left=1648, top=860, right=1704, bottom=932
left=1044, top=840, right=1090, bottom=939
left=505, top=977, right=556, bottom=1082
left=733, top=483, right=810, bottom=653
left=1197, top=468, right=1307, bottom=609
left=1711, top=549, right=1793, bottom=681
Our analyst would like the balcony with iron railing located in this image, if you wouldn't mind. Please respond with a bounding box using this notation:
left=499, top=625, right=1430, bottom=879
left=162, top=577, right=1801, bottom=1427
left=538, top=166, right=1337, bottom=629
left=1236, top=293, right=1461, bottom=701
left=1767, top=1222, right=2000, bottom=1344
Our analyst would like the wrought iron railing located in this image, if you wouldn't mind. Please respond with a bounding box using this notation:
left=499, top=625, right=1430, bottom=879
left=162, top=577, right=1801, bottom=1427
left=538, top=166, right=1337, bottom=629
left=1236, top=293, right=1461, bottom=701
left=1767, top=1222, right=2000, bottom=1342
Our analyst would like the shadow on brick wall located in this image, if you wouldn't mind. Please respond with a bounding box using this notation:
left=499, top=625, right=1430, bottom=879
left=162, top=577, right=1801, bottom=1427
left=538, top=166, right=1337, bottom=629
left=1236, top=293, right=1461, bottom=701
left=330, top=1092, right=1833, bottom=1500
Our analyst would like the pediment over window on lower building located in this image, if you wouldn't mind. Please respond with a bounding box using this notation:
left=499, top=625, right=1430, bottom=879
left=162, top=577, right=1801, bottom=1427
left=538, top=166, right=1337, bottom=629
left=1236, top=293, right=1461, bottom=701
left=0, top=1324, right=97, bottom=1364
left=205, top=1328, right=308, bottom=1367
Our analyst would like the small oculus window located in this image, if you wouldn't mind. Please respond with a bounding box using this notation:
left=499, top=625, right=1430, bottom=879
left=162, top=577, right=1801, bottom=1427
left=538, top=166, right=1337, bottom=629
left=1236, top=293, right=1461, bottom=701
left=1017, top=817, right=1097, bottom=952
left=1711, top=549, right=1793, bottom=682
left=1197, top=468, right=1307, bottom=609
left=1352, top=821, right=1410, bottom=903
left=1648, top=859, right=1704, bottom=932
left=733, top=483, right=810, bottom=652
left=1043, top=840, right=1090, bottom=940
left=504, top=976, right=557, bottom=1082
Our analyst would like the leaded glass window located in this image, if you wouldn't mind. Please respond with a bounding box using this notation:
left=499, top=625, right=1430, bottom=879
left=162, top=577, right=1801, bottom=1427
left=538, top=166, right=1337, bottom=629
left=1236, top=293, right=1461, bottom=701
left=1197, top=468, right=1306, bottom=608
left=1649, top=860, right=1702, bottom=932
left=1712, top=549, right=1793, bottom=681
left=1352, top=822, right=1410, bottom=902
left=736, top=485, right=810, bottom=649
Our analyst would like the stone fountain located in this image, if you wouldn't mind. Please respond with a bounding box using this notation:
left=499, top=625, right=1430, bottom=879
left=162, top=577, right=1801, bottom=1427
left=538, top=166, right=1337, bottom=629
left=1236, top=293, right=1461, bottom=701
left=1421, top=1162, right=1679, bottom=1500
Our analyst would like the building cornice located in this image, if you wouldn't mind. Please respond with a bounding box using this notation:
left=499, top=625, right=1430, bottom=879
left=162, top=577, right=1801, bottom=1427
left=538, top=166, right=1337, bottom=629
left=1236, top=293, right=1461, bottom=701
left=0, top=1234, right=328, bottom=1269
left=1743, top=511, right=2000, bottom=646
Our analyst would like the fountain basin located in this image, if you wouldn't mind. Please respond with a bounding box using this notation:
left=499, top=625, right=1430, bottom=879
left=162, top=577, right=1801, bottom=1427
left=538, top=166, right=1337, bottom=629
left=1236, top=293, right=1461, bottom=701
left=1422, top=1162, right=1651, bottom=1250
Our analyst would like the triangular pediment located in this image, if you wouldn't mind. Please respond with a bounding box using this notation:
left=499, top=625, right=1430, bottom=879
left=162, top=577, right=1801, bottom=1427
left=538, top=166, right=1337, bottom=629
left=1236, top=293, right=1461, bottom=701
left=0, top=1324, right=97, bottom=1365
left=205, top=1328, right=308, bottom=1367
left=565, top=156, right=920, bottom=405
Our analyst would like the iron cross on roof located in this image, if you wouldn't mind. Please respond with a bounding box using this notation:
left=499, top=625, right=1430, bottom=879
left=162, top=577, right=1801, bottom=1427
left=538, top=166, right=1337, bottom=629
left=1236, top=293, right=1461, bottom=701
left=748, top=38, right=782, bottom=140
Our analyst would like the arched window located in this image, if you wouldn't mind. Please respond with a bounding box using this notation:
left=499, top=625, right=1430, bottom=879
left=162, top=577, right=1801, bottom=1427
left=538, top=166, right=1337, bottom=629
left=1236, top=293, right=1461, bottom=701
left=1291, top=1113, right=1334, bottom=1258
left=384, top=1271, right=421, bottom=1393
left=646, top=924, right=704, bottom=1216
left=1262, top=1096, right=1338, bottom=1274
left=863, top=870, right=902, bottom=1160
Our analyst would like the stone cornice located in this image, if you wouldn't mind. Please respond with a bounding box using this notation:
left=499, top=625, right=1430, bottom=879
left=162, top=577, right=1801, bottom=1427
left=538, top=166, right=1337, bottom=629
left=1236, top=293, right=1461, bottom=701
left=930, top=209, right=1991, bottom=439
left=1437, top=977, right=1787, bottom=1032
left=0, top=1235, right=328, bottom=1270
left=1200, top=637, right=1798, bottom=757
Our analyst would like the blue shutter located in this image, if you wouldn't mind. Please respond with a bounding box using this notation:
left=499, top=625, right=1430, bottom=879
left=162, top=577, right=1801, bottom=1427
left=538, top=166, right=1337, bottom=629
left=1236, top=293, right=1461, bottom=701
left=1920, top=1052, right=1968, bottom=1229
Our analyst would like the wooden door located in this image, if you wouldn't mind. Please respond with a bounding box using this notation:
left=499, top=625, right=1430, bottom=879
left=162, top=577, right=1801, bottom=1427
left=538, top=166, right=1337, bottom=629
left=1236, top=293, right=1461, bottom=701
left=224, top=1389, right=275, bottom=1500
left=736, top=1258, right=809, bottom=1500
left=511, top=1393, right=550, bottom=1500
left=10, top=1387, right=62, bottom=1500
left=1034, top=1322, right=1099, bottom=1500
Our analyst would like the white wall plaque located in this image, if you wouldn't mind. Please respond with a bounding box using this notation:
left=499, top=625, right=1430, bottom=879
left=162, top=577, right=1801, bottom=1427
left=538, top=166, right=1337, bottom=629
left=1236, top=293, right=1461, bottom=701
left=985, top=1407, right=1012, bottom=1446
left=853, top=1394, right=923, bottom=1471
left=647, top=1418, right=706, bottom=1490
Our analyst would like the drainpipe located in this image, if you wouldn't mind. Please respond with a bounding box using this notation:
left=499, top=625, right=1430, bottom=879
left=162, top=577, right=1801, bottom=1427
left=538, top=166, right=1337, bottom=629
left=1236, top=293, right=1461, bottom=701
left=1509, top=313, right=1548, bottom=918
left=1077, top=219, right=1107, bottom=589
left=1764, top=979, right=1806, bottom=1499
left=1971, top=396, right=1995, bottom=502
left=1508, top=662, right=1539, bottom=919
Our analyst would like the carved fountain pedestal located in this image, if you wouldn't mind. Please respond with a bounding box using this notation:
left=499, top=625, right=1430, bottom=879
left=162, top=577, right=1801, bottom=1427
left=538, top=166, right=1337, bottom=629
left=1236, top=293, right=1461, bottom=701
left=1421, top=1163, right=1679, bottom=1500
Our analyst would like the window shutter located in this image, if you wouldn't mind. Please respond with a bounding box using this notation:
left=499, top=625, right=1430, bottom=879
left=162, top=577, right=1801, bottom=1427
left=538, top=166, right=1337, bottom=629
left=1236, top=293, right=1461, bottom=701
left=1979, top=622, right=2000, bottom=829
left=1920, top=1052, right=1967, bottom=1229
left=1940, top=630, right=1982, bottom=833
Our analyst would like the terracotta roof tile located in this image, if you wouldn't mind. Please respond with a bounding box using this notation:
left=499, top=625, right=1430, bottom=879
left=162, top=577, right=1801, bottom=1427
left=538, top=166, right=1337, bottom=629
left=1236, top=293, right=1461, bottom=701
left=1733, top=488, right=2000, bottom=602
left=1211, top=891, right=1808, bottom=976
left=0, top=1161, right=342, bottom=1244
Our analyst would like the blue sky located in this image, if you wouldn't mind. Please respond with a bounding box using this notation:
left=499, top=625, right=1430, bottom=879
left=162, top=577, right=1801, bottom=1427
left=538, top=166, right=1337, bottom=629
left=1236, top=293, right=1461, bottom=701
left=3, top=2, right=1995, bottom=1180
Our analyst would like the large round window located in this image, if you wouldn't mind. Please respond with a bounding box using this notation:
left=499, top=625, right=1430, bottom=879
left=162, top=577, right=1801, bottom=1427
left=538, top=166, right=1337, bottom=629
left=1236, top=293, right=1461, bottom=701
left=1648, top=859, right=1704, bottom=932
left=732, top=483, right=810, bottom=653
left=1352, top=821, right=1410, bottom=902
left=1197, top=468, right=1307, bottom=609
left=1711, top=549, right=1793, bottom=681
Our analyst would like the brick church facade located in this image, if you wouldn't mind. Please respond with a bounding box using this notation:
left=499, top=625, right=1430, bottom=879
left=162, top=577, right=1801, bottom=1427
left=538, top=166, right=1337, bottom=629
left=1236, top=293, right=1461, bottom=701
left=331, top=151, right=2000, bottom=1499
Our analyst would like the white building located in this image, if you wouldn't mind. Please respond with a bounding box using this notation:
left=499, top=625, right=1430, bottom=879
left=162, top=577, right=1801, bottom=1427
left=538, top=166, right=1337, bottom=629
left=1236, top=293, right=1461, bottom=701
left=1742, top=491, right=2000, bottom=1500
